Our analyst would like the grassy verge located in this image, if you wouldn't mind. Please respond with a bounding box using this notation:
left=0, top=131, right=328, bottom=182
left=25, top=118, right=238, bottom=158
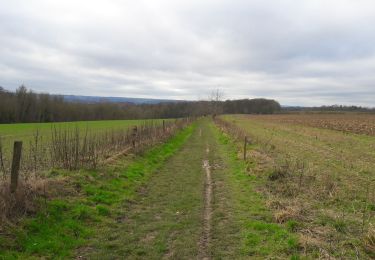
left=208, top=121, right=299, bottom=259
left=220, top=115, right=375, bottom=259
left=0, top=123, right=195, bottom=259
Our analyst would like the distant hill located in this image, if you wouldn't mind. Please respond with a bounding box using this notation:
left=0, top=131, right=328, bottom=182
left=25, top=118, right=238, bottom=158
left=60, top=95, right=184, bottom=104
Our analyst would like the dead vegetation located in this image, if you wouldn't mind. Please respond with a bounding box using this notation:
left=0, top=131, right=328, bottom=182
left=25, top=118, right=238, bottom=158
left=215, top=116, right=375, bottom=259
left=364, top=224, right=375, bottom=254
left=0, top=181, right=41, bottom=225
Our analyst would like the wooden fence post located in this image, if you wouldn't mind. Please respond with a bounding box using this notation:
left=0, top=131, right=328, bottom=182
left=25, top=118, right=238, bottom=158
left=163, top=120, right=165, bottom=133
left=10, top=141, right=22, bottom=193
left=132, top=126, right=137, bottom=149
left=243, top=136, right=247, bottom=160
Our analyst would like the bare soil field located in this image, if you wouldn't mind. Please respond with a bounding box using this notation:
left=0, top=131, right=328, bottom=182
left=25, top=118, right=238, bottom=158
left=245, top=113, right=375, bottom=136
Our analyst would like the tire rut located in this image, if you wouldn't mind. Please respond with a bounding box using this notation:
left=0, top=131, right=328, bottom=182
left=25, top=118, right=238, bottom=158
left=199, top=142, right=213, bottom=260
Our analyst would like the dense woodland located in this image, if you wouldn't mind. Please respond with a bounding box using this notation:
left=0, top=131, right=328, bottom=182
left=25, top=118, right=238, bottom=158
left=0, top=86, right=281, bottom=123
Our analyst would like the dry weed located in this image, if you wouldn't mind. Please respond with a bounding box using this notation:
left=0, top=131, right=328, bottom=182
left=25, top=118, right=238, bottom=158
left=0, top=180, right=43, bottom=224
left=363, top=224, right=375, bottom=254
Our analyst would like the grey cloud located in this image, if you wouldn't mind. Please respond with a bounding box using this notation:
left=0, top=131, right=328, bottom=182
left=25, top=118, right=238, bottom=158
left=0, top=0, right=375, bottom=106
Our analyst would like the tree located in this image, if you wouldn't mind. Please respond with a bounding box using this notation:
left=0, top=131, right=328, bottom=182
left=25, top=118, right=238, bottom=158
left=209, top=89, right=224, bottom=117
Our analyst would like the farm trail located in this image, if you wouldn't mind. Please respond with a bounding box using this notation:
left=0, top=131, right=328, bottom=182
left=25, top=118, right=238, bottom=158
left=81, top=119, right=245, bottom=259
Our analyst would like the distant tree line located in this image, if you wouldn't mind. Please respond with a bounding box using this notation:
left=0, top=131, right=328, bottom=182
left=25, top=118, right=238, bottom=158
left=283, top=105, right=375, bottom=112
left=223, top=99, right=281, bottom=114
left=0, top=86, right=281, bottom=123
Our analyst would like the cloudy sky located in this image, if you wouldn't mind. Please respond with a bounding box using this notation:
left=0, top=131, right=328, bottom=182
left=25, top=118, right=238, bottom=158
left=1, top=0, right=375, bottom=106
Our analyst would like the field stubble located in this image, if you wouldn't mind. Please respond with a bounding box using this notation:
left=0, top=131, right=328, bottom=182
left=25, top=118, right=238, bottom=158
left=253, top=113, right=375, bottom=136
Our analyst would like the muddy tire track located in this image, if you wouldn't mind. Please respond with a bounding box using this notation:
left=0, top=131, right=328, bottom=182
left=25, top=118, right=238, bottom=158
left=199, top=143, right=212, bottom=260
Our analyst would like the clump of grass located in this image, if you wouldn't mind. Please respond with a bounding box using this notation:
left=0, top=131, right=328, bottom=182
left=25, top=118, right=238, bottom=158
left=333, top=218, right=347, bottom=233
left=244, top=221, right=299, bottom=256
left=72, top=205, right=95, bottom=221
left=268, top=164, right=290, bottom=181
left=96, top=205, right=110, bottom=216
left=286, top=220, right=299, bottom=232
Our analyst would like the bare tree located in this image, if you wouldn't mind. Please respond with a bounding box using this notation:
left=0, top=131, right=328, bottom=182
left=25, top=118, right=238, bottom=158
left=209, top=89, right=224, bottom=118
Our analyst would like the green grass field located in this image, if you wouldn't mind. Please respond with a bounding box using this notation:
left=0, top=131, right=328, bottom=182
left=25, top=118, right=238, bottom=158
left=0, top=119, right=166, bottom=150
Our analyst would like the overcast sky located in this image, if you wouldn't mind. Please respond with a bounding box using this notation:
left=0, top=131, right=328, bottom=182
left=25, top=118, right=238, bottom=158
left=1, top=0, right=375, bottom=106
